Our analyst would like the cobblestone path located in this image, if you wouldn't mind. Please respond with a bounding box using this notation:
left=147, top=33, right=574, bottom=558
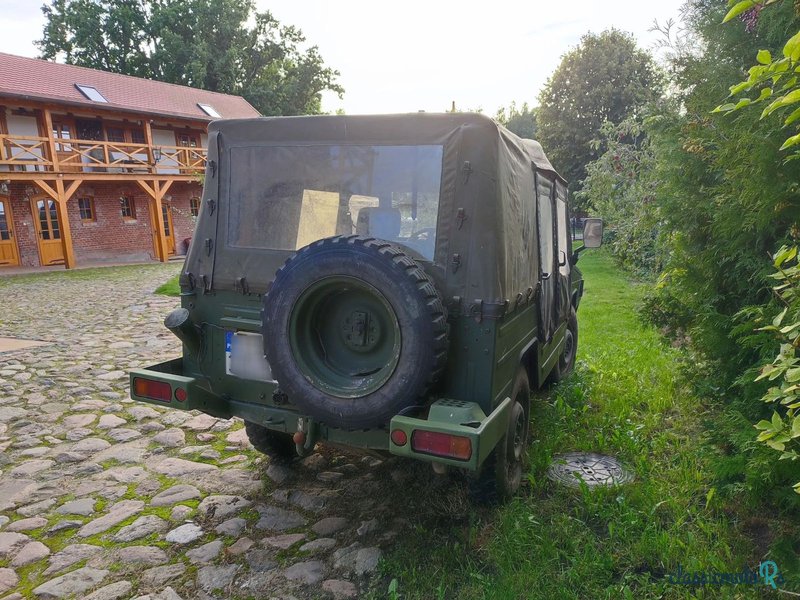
left=0, top=264, right=446, bottom=600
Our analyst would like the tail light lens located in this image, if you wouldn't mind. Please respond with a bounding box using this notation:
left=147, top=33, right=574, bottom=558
left=390, top=429, right=407, bottom=446
left=411, top=430, right=472, bottom=461
left=133, top=377, right=172, bottom=402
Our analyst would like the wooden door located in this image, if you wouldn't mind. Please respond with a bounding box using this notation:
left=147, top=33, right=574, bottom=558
left=31, top=196, right=65, bottom=265
left=176, top=133, right=200, bottom=173
left=161, top=202, right=175, bottom=255
left=0, top=198, right=20, bottom=266
left=52, top=120, right=80, bottom=172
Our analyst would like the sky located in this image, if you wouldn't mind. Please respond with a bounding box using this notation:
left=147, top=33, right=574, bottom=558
left=0, top=0, right=686, bottom=116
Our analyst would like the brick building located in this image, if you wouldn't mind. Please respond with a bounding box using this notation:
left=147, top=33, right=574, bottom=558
left=0, top=52, right=260, bottom=268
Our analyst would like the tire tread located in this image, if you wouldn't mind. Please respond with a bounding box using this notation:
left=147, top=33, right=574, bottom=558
left=262, top=235, right=449, bottom=428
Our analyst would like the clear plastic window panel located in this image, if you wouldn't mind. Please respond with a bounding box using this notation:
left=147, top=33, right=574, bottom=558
left=537, top=178, right=554, bottom=275
left=228, top=145, right=444, bottom=261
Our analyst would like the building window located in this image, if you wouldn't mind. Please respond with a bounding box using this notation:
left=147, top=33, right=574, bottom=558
left=78, top=197, right=95, bottom=222
left=105, top=127, right=125, bottom=143
left=0, top=201, right=11, bottom=241
left=121, top=196, right=136, bottom=221
left=130, top=129, right=145, bottom=144
left=75, top=84, right=108, bottom=103
left=177, top=133, right=199, bottom=148
left=198, top=103, right=221, bottom=118
left=190, top=197, right=201, bottom=217
left=104, top=123, right=146, bottom=145
left=52, top=122, right=72, bottom=152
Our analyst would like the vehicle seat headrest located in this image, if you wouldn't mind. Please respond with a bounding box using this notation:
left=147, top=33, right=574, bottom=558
left=356, top=207, right=401, bottom=240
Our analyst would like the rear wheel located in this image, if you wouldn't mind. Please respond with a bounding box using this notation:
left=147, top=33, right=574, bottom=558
left=548, top=306, right=578, bottom=384
left=244, top=421, right=296, bottom=463
left=473, top=367, right=530, bottom=502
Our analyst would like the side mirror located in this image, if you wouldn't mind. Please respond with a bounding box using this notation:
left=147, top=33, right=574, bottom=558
left=582, top=218, right=603, bottom=248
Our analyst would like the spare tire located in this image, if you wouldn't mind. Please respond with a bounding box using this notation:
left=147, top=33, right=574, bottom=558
left=262, top=235, right=448, bottom=430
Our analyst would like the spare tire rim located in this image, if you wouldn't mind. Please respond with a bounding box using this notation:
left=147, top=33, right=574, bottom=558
left=289, top=276, right=402, bottom=398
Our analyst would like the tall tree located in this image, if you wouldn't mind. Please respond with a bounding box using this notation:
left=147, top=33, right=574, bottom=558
left=37, top=0, right=343, bottom=116
left=536, top=29, right=661, bottom=202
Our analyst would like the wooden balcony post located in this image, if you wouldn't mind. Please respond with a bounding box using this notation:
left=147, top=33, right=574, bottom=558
left=153, top=181, right=167, bottom=262
left=153, top=180, right=173, bottom=262
left=53, top=179, right=76, bottom=269
left=144, top=120, right=155, bottom=174
left=137, top=179, right=168, bottom=262
left=42, top=109, right=59, bottom=172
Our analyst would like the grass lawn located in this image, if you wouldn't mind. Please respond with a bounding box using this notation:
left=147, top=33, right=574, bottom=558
left=0, top=262, right=176, bottom=285
left=155, top=273, right=181, bottom=296
left=372, top=250, right=767, bottom=599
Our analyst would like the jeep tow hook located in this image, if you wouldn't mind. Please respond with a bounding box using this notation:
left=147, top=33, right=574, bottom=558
left=294, top=418, right=318, bottom=457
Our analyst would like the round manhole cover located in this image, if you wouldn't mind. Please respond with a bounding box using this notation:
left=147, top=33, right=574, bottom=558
left=547, top=452, right=633, bottom=488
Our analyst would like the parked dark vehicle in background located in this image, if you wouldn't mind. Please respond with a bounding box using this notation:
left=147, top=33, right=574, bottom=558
left=130, top=113, right=602, bottom=500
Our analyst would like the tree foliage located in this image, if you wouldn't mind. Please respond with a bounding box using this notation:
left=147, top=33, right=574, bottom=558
left=536, top=29, right=661, bottom=205
left=37, top=0, right=343, bottom=116
left=752, top=246, right=800, bottom=495
left=582, top=0, right=800, bottom=509
left=495, top=102, right=537, bottom=139
left=578, top=115, right=662, bottom=275
left=714, top=1, right=800, bottom=154
left=708, top=0, right=800, bottom=493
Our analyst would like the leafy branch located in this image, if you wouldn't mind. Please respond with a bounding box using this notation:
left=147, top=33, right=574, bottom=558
left=712, top=0, right=800, bottom=495
left=714, top=0, right=800, bottom=153
left=753, top=245, right=800, bottom=494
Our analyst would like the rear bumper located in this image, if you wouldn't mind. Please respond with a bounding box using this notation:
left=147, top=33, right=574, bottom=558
left=131, top=360, right=511, bottom=472
left=388, top=397, right=512, bottom=471
left=130, top=358, right=198, bottom=409
left=130, top=358, right=283, bottom=422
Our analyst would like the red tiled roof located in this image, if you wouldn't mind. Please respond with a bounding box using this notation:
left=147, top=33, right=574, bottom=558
left=0, top=53, right=260, bottom=122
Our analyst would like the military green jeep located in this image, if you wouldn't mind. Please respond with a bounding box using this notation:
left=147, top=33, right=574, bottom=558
left=130, top=113, right=602, bottom=500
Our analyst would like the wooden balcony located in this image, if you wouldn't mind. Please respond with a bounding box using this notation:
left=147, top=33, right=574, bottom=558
left=0, top=133, right=207, bottom=178
left=0, top=129, right=206, bottom=269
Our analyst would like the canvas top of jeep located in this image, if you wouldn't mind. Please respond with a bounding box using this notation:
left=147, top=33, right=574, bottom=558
left=131, top=112, right=598, bottom=500
left=185, top=112, right=564, bottom=301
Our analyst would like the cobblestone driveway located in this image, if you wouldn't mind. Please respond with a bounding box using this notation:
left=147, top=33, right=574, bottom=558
left=0, top=264, right=444, bottom=600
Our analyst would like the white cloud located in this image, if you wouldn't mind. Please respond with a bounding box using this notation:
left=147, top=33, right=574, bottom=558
left=0, top=0, right=685, bottom=115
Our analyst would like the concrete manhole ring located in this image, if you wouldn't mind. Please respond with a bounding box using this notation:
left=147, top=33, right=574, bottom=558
left=547, top=452, right=634, bottom=488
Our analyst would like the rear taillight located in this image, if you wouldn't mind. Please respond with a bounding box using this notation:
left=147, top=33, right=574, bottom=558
left=411, top=430, right=472, bottom=461
left=390, top=429, right=407, bottom=446
left=133, top=377, right=172, bottom=402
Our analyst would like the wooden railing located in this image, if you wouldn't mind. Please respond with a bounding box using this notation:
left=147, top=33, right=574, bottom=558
left=155, top=145, right=207, bottom=175
left=0, top=134, right=53, bottom=171
left=0, top=134, right=207, bottom=175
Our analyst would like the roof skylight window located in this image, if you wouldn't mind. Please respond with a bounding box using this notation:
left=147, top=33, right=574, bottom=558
left=75, top=84, right=108, bottom=103
left=198, top=103, right=221, bottom=118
